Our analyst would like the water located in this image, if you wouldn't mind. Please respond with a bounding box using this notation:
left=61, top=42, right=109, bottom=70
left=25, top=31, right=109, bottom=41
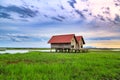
left=30, top=50, right=54, bottom=52
left=0, top=50, right=29, bottom=54
left=0, top=50, right=54, bottom=54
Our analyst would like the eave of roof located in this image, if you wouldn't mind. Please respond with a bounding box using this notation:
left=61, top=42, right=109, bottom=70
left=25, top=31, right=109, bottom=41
left=76, top=36, right=85, bottom=44
left=48, top=34, right=75, bottom=44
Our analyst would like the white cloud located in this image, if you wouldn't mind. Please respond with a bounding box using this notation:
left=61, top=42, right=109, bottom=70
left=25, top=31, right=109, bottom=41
left=88, top=0, right=120, bottom=20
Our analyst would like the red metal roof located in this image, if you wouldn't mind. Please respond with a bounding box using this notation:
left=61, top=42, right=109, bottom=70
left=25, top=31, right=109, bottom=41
left=76, top=36, right=82, bottom=42
left=48, top=34, right=75, bottom=43
left=76, top=36, right=85, bottom=44
left=48, top=34, right=85, bottom=44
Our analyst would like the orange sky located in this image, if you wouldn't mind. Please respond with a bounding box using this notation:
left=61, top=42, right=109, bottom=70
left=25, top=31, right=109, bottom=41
left=85, top=40, right=120, bottom=48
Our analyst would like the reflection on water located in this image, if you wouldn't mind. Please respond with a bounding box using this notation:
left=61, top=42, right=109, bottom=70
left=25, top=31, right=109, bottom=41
left=0, top=50, right=54, bottom=54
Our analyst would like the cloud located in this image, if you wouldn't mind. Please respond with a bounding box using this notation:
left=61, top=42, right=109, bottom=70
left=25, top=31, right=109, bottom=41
left=68, top=0, right=77, bottom=8
left=0, top=5, right=38, bottom=19
left=0, top=12, right=12, bottom=19
left=75, top=10, right=85, bottom=19
left=114, top=14, right=120, bottom=22
left=86, top=40, right=120, bottom=48
left=76, top=30, right=120, bottom=39
left=114, top=0, right=120, bottom=6
left=0, top=33, right=29, bottom=42
left=0, top=33, right=49, bottom=42
left=87, top=37, right=120, bottom=41
left=58, top=15, right=66, bottom=19
left=51, top=17, right=63, bottom=22
left=0, top=0, right=120, bottom=24
left=0, top=0, right=120, bottom=48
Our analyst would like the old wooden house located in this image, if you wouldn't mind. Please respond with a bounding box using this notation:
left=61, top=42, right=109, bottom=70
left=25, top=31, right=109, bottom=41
left=48, top=34, right=85, bottom=52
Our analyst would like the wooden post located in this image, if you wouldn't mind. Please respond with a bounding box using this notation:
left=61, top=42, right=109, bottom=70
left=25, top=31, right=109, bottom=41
left=55, top=49, right=57, bottom=52
left=75, top=49, right=77, bottom=53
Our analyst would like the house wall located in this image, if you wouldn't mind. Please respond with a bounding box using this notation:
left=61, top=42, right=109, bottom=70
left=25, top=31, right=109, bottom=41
left=50, top=37, right=83, bottom=49
left=78, top=38, right=83, bottom=49
left=51, top=43, right=71, bottom=49
left=71, top=37, right=78, bottom=49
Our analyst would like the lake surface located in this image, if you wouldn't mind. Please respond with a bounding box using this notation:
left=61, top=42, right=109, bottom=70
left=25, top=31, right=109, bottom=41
left=0, top=50, right=29, bottom=54
left=0, top=50, right=54, bottom=54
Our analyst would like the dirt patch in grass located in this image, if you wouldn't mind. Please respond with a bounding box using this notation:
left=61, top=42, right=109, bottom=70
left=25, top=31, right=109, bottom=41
left=6, top=60, right=20, bottom=64
left=23, top=59, right=34, bottom=64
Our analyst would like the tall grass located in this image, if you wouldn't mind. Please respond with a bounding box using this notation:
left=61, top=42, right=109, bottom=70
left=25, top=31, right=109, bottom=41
left=0, top=51, right=120, bottom=80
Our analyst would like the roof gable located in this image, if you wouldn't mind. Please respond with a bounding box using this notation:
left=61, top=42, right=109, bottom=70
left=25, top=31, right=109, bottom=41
left=76, top=36, right=85, bottom=44
left=48, top=34, right=75, bottom=43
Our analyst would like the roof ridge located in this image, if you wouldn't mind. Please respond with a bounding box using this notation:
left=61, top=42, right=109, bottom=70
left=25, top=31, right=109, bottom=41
left=53, top=34, right=75, bottom=37
left=76, top=36, right=83, bottom=37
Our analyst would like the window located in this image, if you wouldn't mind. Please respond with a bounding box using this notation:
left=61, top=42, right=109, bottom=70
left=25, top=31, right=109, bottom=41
left=71, top=45, right=74, bottom=48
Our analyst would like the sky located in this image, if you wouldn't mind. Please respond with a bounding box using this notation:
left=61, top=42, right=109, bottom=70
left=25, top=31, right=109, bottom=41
left=0, top=0, right=120, bottom=48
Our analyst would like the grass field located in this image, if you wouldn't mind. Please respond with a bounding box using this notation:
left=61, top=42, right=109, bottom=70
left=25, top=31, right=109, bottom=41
left=0, top=51, right=120, bottom=80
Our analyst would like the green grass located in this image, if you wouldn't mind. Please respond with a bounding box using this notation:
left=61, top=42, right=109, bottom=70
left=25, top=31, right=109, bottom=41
left=0, top=51, right=120, bottom=80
